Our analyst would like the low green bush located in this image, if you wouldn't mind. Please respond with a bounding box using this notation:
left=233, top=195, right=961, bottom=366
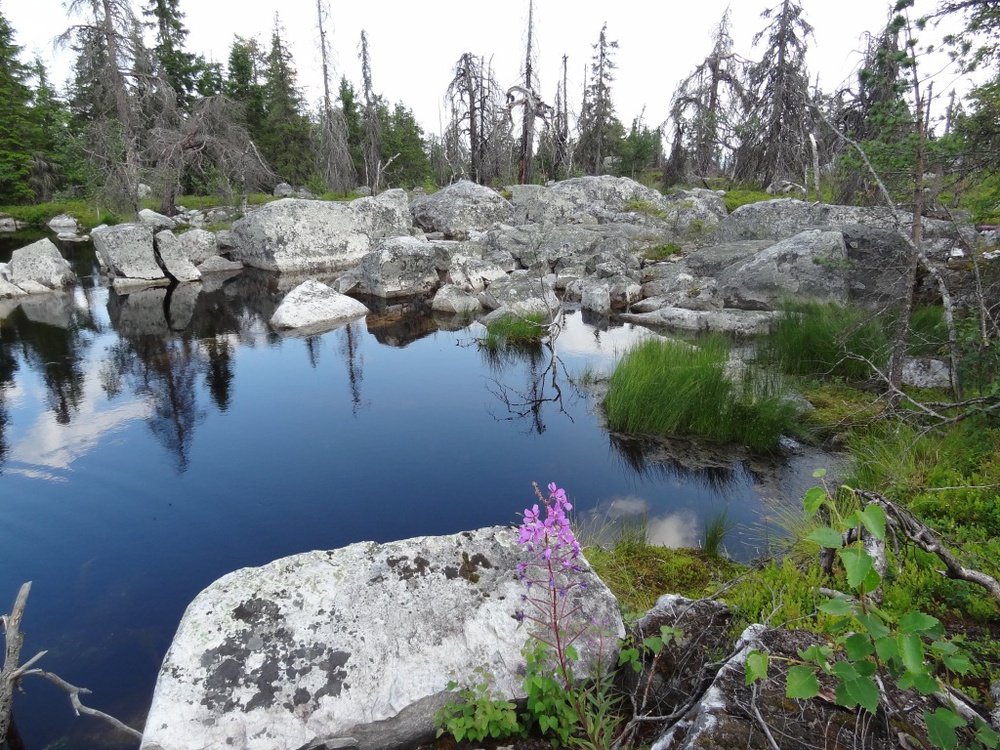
left=479, top=313, right=548, bottom=348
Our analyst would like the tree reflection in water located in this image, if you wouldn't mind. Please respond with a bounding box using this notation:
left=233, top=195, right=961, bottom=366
left=479, top=311, right=577, bottom=435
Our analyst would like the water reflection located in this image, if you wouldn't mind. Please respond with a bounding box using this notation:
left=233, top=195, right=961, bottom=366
left=608, top=433, right=744, bottom=492
left=577, top=494, right=700, bottom=549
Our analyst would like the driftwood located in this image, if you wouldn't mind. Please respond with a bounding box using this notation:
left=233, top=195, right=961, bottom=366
left=856, top=490, right=1000, bottom=610
left=0, top=582, right=143, bottom=744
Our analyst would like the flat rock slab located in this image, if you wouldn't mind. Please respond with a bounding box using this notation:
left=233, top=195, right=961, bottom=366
left=141, top=526, right=622, bottom=750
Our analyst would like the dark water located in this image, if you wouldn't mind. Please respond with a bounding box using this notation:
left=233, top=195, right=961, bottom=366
left=0, top=232, right=810, bottom=749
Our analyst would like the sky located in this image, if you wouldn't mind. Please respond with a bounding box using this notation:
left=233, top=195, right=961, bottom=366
left=6, top=0, right=974, bottom=136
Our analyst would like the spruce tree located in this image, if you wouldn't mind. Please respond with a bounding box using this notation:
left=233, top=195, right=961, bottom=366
left=260, top=16, right=314, bottom=186
left=576, top=23, right=623, bottom=176
left=0, top=9, right=42, bottom=204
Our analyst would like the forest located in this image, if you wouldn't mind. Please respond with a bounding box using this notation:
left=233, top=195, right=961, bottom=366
left=0, top=0, right=997, bottom=225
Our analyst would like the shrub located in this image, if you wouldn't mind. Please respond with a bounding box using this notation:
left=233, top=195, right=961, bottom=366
left=479, top=313, right=548, bottom=348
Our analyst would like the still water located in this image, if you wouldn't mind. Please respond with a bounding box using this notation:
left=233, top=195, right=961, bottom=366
left=0, top=236, right=806, bottom=748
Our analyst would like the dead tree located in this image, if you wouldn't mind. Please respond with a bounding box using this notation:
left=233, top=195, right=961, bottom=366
left=315, top=0, right=355, bottom=193
left=445, top=53, right=510, bottom=184
left=1, top=583, right=142, bottom=745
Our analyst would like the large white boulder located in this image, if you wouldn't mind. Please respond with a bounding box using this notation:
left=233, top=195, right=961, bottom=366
left=8, top=238, right=75, bottom=290
left=411, top=180, right=514, bottom=237
left=141, top=526, right=622, bottom=750
left=269, top=279, right=369, bottom=333
left=231, top=191, right=412, bottom=272
left=178, top=228, right=219, bottom=264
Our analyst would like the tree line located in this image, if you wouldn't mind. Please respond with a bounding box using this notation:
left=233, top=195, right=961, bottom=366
left=1, top=0, right=999, bottom=217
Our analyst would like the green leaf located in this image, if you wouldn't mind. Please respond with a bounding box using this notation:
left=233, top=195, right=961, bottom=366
left=804, top=486, right=827, bottom=515
left=943, top=652, right=972, bottom=674
left=838, top=547, right=874, bottom=589
left=818, top=596, right=854, bottom=616
left=899, top=670, right=940, bottom=695
left=899, top=611, right=942, bottom=636
left=977, top=722, right=999, bottom=749
left=812, top=468, right=827, bottom=479
left=856, top=611, right=892, bottom=640
left=807, top=526, right=844, bottom=548
left=861, top=565, right=883, bottom=594
left=874, top=636, right=900, bottom=663
left=924, top=707, right=966, bottom=750
left=858, top=505, right=886, bottom=541
left=643, top=636, right=664, bottom=655
left=835, top=674, right=880, bottom=714
left=899, top=633, right=925, bottom=674
left=786, top=665, right=820, bottom=699
left=744, top=650, right=769, bottom=684
left=845, top=633, right=875, bottom=660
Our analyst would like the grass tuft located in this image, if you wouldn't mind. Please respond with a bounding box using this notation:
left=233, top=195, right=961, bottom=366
left=603, top=335, right=803, bottom=453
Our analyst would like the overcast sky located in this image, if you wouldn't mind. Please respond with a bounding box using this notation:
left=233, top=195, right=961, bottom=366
left=7, top=0, right=972, bottom=135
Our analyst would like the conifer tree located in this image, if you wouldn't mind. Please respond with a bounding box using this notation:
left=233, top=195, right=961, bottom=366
left=576, top=23, right=623, bottom=175
left=259, top=16, right=314, bottom=186
left=0, top=9, right=42, bottom=204
left=733, top=0, right=815, bottom=187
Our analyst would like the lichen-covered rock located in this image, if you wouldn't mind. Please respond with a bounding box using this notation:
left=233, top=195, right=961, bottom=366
left=178, top=228, right=218, bottom=264
left=269, top=279, right=369, bottom=333
left=154, top=231, right=201, bottom=283
left=411, top=180, right=513, bottom=237
left=8, top=238, right=75, bottom=290
left=231, top=191, right=411, bottom=272
left=197, top=255, right=243, bottom=274
left=430, top=284, right=482, bottom=315
left=46, top=213, right=80, bottom=233
left=138, top=208, right=177, bottom=231
left=141, top=527, right=622, bottom=750
left=718, top=230, right=849, bottom=311
left=358, top=236, right=441, bottom=298
left=479, top=269, right=560, bottom=318
left=446, top=254, right=508, bottom=293
left=93, top=223, right=166, bottom=282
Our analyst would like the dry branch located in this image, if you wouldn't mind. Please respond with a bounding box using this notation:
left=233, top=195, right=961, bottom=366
left=1, top=582, right=143, bottom=744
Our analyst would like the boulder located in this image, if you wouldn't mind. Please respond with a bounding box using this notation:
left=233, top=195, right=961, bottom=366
left=198, top=255, right=244, bottom=274
left=0, top=215, right=17, bottom=232
left=155, top=231, right=201, bottom=283
left=231, top=191, right=411, bottom=272
left=445, top=254, right=508, bottom=293
left=273, top=182, right=295, bottom=197
left=411, top=180, right=513, bottom=237
left=46, top=213, right=80, bottom=233
left=619, top=307, right=777, bottom=336
left=138, top=208, right=177, bottom=231
left=479, top=270, right=560, bottom=318
left=902, top=356, right=952, bottom=389
left=269, top=279, right=369, bottom=333
left=92, top=224, right=167, bottom=283
left=140, top=527, right=622, bottom=750
left=718, top=230, right=849, bottom=311
left=358, top=236, right=441, bottom=298
left=716, top=198, right=964, bottom=244
left=178, top=228, right=218, bottom=264
left=0, top=275, right=27, bottom=299
left=430, top=284, right=483, bottom=315
left=8, top=238, right=75, bottom=290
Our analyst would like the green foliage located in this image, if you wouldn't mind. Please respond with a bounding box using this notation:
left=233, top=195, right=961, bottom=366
left=521, top=642, right=580, bottom=746
left=759, top=302, right=891, bottom=380
left=616, top=117, right=661, bottom=179
left=604, top=334, right=804, bottom=453
left=434, top=666, right=522, bottom=743
left=480, top=313, right=548, bottom=348
left=723, top=187, right=774, bottom=212
left=744, top=479, right=998, bottom=750
left=642, top=242, right=682, bottom=261
left=702, top=508, right=735, bottom=558
left=0, top=9, right=44, bottom=204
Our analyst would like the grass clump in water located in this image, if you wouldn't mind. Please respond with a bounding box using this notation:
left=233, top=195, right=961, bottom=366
left=479, top=313, right=548, bottom=348
left=603, top=334, right=802, bottom=453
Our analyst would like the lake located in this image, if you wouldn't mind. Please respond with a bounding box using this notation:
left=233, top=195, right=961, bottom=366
left=0, top=234, right=818, bottom=749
